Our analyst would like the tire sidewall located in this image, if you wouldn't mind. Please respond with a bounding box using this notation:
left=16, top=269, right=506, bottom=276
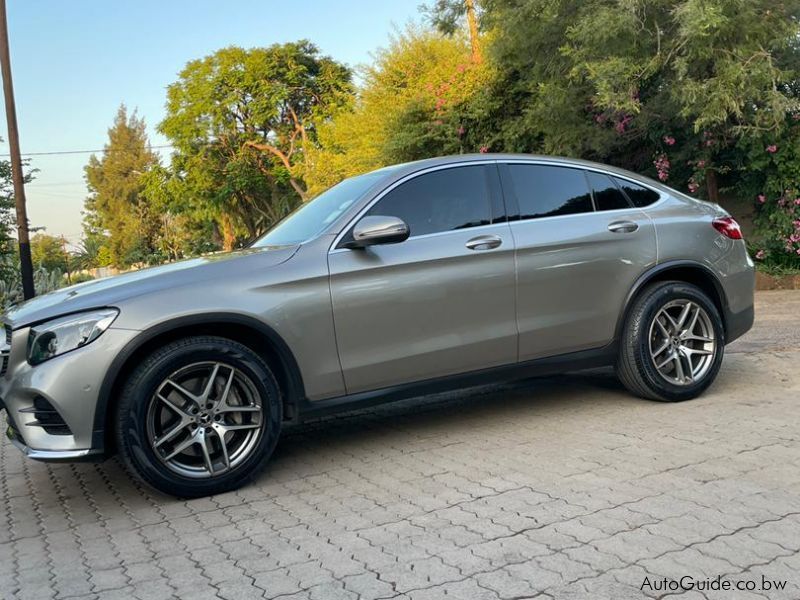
left=117, top=338, right=282, bottom=497
left=631, top=283, right=725, bottom=401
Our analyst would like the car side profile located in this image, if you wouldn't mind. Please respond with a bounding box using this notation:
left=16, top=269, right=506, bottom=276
left=0, top=154, right=754, bottom=497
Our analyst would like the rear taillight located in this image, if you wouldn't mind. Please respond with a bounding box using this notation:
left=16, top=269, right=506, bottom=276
left=712, top=216, right=743, bottom=240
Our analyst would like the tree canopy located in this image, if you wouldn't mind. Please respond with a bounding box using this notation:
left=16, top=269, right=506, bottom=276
left=157, top=41, right=353, bottom=249
left=63, top=2, right=800, bottom=273
left=84, top=106, right=161, bottom=267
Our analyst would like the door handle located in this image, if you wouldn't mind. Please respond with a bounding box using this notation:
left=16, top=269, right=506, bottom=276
left=607, top=220, right=639, bottom=233
left=466, top=234, right=503, bottom=251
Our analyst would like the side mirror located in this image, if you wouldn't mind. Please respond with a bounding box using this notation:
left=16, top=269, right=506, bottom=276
left=345, top=215, right=410, bottom=249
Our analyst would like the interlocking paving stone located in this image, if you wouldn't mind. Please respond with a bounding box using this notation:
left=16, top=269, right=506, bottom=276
left=1, top=290, right=799, bottom=599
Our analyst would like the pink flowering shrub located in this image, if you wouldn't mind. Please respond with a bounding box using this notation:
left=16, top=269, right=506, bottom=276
left=653, top=153, right=670, bottom=181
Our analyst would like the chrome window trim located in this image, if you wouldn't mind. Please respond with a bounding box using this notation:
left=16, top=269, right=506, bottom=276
left=500, top=159, right=667, bottom=219
left=329, top=157, right=667, bottom=253
left=329, top=160, right=499, bottom=252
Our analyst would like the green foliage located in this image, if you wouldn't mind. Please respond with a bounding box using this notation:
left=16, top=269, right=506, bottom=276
left=0, top=156, right=36, bottom=285
left=30, top=233, right=68, bottom=272
left=737, top=120, right=800, bottom=267
left=305, top=28, right=490, bottom=194
left=157, top=41, right=352, bottom=248
left=84, top=106, right=163, bottom=268
left=0, top=265, right=66, bottom=311
left=481, top=0, right=800, bottom=169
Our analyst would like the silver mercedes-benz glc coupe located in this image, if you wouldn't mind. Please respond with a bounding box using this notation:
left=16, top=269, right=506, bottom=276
left=0, top=154, right=754, bottom=496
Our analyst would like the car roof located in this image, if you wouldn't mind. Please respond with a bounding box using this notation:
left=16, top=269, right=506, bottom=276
left=380, top=153, right=669, bottom=193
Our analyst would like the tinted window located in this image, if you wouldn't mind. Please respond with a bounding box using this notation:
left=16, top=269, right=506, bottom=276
left=507, top=165, right=593, bottom=220
left=365, top=166, right=491, bottom=237
left=587, top=171, right=631, bottom=211
left=612, top=177, right=660, bottom=207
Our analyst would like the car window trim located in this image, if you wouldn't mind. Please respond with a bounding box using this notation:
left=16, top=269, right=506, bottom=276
left=499, top=162, right=595, bottom=222
left=498, top=159, right=666, bottom=222
left=586, top=169, right=634, bottom=211
left=331, top=161, right=499, bottom=251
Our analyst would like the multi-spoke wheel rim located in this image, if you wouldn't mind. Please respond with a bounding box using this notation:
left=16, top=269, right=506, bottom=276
left=146, top=362, right=264, bottom=479
left=649, top=299, right=717, bottom=386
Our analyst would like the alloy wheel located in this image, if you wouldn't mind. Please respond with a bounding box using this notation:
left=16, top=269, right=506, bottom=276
left=146, top=361, right=264, bottom=478
left=648, top=299, right=717, bottom=386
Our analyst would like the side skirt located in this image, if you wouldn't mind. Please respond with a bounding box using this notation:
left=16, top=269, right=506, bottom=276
left=297, top=343, right=618, bottom=420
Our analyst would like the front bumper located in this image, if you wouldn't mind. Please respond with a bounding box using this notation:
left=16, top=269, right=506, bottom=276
left=0, top=326, right=139, bottom=459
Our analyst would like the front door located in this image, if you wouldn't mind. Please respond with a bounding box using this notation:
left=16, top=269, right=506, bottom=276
left=328, top=164, right=517, bottom=394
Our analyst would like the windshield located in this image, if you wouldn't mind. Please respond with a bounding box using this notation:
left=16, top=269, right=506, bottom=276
left=252, top=169, right=394, bottom=247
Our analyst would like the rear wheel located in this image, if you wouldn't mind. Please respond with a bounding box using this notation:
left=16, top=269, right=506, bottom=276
left=116, top=336, right=282, bottom=497
left=617, top=281, right=724, bottom=401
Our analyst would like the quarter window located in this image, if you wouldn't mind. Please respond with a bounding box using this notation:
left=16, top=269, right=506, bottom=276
left=506, top=165, right=593, bottom=220
left=364, top=166, right=492, bottom=237
left=587, top=171, right=631, bottom=211
left=613, top=177, right=660, bottom=207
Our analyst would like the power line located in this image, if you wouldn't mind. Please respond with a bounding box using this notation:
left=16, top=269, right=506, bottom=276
left=0, top=144, right=174, bottom=157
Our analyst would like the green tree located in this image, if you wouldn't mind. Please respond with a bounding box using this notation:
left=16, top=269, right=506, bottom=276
left=305, top=28, right=491, bottom=194
left=30, top=233, right=67, bottom=273
left=0, top=156, right=36, bottom=286
left=421, top=0, right=483, bottom=62
left=158, top=41, right=353, bottom=249
left=480, top=0, right=800, bottom=201
left=84, top=106, right=162, bottom=267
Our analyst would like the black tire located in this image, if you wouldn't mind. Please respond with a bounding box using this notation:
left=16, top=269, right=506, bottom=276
left=616, top=281, right=725, bottom=402
left=116, top=336, right=282, bottom=497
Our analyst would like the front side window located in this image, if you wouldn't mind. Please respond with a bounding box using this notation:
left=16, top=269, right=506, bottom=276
left=365, top=165, right=492, bottom=237
left=612, top=177, right=661, bottom=207
left=506, top=164, right=593, bottom=220
left=587, top=171, right=631, bottom=211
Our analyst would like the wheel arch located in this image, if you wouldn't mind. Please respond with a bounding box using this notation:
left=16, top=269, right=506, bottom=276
left=93, top=313, right=305, bottom=455
left=616, top=261, right=729, bottom=341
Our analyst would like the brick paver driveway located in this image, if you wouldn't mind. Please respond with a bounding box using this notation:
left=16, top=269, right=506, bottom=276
left=2, top=291, right=800, bottom=600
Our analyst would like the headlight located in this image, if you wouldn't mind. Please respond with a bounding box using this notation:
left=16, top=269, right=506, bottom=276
left=27, top=309, right=119, bottom=365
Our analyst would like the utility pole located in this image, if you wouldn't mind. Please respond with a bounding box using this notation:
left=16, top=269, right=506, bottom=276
left=0, top=0, right=34, bottom=299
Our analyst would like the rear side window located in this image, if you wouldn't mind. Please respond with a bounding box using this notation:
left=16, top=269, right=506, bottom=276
left=613, top=177, right=660, bottom=207
left=365, top=166, right=491, bottom=237
left=506, top=164, right=593, bottom=220
left=587, top=171, right=631, bottom=211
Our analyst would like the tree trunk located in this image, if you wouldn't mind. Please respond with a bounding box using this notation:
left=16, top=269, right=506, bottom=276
left=705, top=169, right=720, bottom=204
left=465, top=0, right=481, bottom=63
left=220, top=213, right=236, bottom=252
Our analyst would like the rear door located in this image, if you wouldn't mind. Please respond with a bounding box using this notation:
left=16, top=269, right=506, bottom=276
left=328, top=163, right=517, bottom=394
left=499, top=162, right=658, bottom=361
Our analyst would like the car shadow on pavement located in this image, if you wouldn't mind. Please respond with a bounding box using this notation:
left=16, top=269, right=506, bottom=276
left=37, top=367, right=635, bottom=507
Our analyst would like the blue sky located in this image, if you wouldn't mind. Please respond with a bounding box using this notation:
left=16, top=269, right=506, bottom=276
left=0, top=0, right=422, bottom=244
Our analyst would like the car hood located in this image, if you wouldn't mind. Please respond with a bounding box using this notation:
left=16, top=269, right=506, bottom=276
left=4, top=244, right=299, bottom=329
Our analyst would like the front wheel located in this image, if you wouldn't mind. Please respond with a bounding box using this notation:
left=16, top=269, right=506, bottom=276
left=616, top=281, right=725, bottom=402
left=116, top=336, right=282, bottom=497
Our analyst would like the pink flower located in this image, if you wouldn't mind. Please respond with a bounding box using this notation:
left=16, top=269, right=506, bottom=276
left=766, top=144, right=778, bottom=153
left=688, top=182, right=699, bottom=193
left=663, top=135, right=676, bottom=146
left=758, top=194, right=766, bottom=204
left=615, top=115, right=632, bottom=134
left=794, top=198, right=800, bottom=206
left=755, top=249, right=766, bottom=260
left=793, top=113, right=800, bottom=121
left=479, top=145, right=489, bottom=154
